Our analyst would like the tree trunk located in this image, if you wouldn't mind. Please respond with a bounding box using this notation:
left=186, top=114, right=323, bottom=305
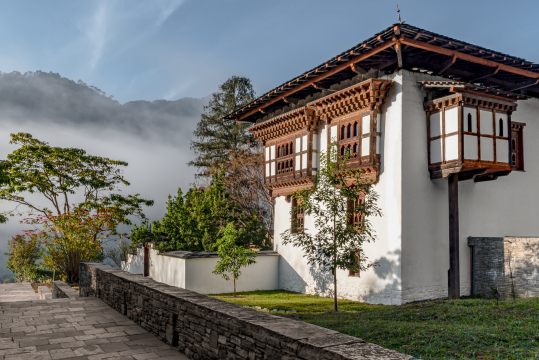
left=333, top=214, right=338, bottom=312
left=234, top=278, right=236, bottom=297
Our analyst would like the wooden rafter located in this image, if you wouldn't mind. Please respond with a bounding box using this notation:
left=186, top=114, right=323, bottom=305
left=400, top=35, right=539, bottom=79
left=238, top=39, right=397, bottom=121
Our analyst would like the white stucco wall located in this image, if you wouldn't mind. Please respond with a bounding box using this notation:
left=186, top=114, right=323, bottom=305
left=276, top=72, right=404, bottom=305
left=123, top=248, right=279, bottom=294
left=401, top=70, right=539, bottom=303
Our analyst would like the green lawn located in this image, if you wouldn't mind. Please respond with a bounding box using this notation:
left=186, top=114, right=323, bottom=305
left=210, top=290, right=539, bottom=360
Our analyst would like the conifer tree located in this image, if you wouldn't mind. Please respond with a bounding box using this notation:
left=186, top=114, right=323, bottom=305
left=189, top=76, right=256, bottom=177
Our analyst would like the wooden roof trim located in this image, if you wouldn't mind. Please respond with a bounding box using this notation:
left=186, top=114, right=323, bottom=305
left=400, top=35, right=539, bottom=80
left=250, top=106, right=306, bottom=131
left=238, top=39, right=397, bottom=121
left=451, top=88, right=517, bottom=104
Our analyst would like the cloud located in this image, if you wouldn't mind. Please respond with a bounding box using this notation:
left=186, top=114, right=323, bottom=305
left=78, top=1, right=109, bottom=70
left=154, top=0, right=185, bottom=28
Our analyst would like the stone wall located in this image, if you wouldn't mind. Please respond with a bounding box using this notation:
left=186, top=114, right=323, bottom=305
left=51, top=281, right=79, bottom=299
left=468, top=237, right=539, bottom=299
left=79, top=262, right=413, bottom=360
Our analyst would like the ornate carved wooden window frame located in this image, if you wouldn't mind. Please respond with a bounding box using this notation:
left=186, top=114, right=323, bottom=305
left=511, top=122, right=525, bottom=171
left=424, top=92, right=516, bottom=179
left=291, top=198, right=304, bottom=234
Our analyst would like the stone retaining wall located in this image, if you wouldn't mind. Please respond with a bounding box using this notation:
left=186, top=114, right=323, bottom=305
left=79, top=262, right=412, bottom=360
left=468, top=237, right=539, bottom=298
left=51, top=281, right=79, bottom=299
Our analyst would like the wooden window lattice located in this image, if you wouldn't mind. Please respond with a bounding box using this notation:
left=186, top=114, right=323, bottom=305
left=291, top=199, right=304, bottom=233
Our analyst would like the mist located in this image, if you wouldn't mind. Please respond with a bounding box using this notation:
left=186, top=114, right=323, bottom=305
left=0, top=71, right=209, bottom=278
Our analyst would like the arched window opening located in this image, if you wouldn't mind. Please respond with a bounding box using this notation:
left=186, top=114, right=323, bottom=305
left=290, top=142, right=293, bottom=153
left=353, top=143, right=358, bottom=154
left=347, top=124, right=352, bottom=138
left=512, top=138, right=516, bottom=150
left=341, top=146, right=345, bottom=156
left=341, top=126, right=345, bottom=140
left=499, top=119, right=504, bottom=137
left=286, top=144, right=289, bottom=155
left=290, top=159, right=293, bottom=169
left=467, top=113, right=472, bottom=132
left=347, top=145, right=351, bottom=155
left=354, top=122, right=358, bottom=137
left=277, top=163, right=281, bottom=171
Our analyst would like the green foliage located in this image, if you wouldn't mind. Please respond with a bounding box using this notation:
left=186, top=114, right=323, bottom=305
left=189, top=76, right=257, bottom=177
left=5, top=233, right=50, bottom=283
left=0, top=132, right=153, bottom=223
left=131, top=170, right=270, bottom=252
left=212, top=222, right=257, bottom=296
left=281, top=142, right=382, bottom=311
left=215, top=290, right=539, bottom=359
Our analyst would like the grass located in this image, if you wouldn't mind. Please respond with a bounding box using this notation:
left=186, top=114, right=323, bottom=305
left=210, top=290, right=539, bottom=360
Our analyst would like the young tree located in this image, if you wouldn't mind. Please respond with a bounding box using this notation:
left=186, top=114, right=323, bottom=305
left=0, top=133, right=153, bottom=223
left=5, top=233, right=45, bottom=283
left=189, top=76, right=257, bottom=178
left=281, top=143, right=382, bottom=312
left=212, top=222, right=257, bottom=297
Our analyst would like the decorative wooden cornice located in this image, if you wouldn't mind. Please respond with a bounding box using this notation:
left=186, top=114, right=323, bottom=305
left=249, top=78, right=393, bottom=143
left=311, top=79, right=393, bottom=123
left=249, top=107, right=318, bottom=143
left=424, top=92, right=517, bottom=112
left=512, top=121, right=526, bottom=130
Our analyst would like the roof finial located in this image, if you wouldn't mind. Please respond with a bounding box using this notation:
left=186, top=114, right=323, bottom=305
left=397, top=4, right=402, bottom=24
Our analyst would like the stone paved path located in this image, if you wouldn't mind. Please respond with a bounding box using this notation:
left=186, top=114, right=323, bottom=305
left=0, top=284, right=38, bottom=303
left=0, top=284, right=187, bottom=360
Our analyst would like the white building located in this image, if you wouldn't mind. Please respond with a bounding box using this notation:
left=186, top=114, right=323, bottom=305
left=223, top=23, right=539, bottom=305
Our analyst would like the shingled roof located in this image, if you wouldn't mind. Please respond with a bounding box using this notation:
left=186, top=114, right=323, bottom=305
left=226, top=23, right=539, bottom=124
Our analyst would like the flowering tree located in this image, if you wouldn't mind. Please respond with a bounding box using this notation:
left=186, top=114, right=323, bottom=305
left=212, top=222, right=257, bottom=297
left=21, top=210, right=126, bottom=282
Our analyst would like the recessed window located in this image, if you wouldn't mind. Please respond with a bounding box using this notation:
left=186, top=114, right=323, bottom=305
left=348, top=250, right=361, bottom=277
left=499, top=118, right=504, bottom=137
left=291, top=199, right=304, bottom=233
left=341, top=126, right=345, bottom=140
left=347, top=124, right=352, bottom=139
left=467, top=113, right=472, bottom=132
left=354, top=122, right=358, bottom=137
left=511, top=123, right=525, bottom=171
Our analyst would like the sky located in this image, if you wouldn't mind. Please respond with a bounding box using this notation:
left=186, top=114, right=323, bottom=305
left=1, top=0, right=538, bottom=104
left=0, top=0, right=537, bottom=277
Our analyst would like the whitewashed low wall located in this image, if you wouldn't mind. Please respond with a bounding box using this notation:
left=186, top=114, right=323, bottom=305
left=123, top=247, right=280, bottom=294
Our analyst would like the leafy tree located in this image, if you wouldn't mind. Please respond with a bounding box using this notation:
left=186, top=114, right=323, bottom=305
left=23, top=209, right=122, bottom=282
left=130, top=170, right=271, bottom=252
left=281, top=143, right=382, bottom=312
left=212, top=222, right=257, bottom=297
left=0, top=132, right=153, bottom=223
left=189, top=76, right=256, bottom=177
left=5, top=233, right=47, bottom=283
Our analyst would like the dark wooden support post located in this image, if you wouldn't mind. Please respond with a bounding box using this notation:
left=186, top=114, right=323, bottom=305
left=144, top=245, right=150, bottom=277
left=448, top=173, right=460, bottom=299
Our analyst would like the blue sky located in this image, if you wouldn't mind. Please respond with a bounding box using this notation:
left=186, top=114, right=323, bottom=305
left=0, top=0, right=537, bottom=104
